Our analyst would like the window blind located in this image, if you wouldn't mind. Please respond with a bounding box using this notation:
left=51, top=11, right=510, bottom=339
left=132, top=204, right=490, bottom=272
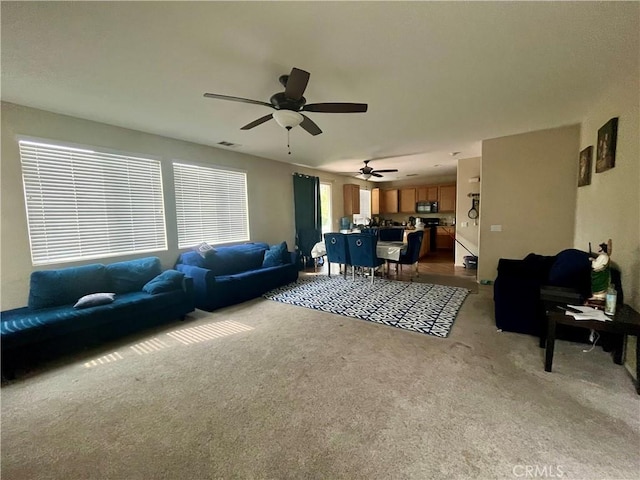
left=173, top=162, right=249, bottom=248
left=19, top=140, right=167, bottom=265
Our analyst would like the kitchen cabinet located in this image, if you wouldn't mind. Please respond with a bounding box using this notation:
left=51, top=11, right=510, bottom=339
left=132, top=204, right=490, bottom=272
left=426, top=186, right=439, bottom=202
left=436, top=226, right=455, bottom=250
left=381, top=189, right=398, bottom=214
left=416, top=186, right=428, bottom=202
left=438, top=184, right=456, bottom=212
left=343, top=184, right=360, bottom=216
left=399, top=188, right=416, bottom=213
left=371, top=188, right=381, bottom=215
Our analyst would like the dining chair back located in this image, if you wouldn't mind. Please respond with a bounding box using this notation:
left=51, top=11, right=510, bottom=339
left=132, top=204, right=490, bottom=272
left=379, top=227, right=404, bottom=242
left=388, top=230, right=424, bottom=277
left=346, top=233, right=385, bottom=284
left=323, top=233, right=350, bottom=278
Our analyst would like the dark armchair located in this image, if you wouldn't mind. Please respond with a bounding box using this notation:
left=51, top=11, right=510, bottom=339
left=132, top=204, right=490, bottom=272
left=346, top=233, right=385, bottom=284
left=388, top=230, right=424, bottom=278
left=324, top=233, right=350, bottom=278
left=493, top=248, right=623, bottom=344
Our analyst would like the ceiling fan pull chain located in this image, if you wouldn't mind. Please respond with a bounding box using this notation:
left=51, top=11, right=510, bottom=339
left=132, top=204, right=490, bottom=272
left=287, top=126, right=292, bottom=155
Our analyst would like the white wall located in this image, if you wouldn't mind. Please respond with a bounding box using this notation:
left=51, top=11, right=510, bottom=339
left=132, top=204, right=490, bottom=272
left=0, top=102, right=354, bottom=309
left=573, top=68, right=639, bottom=379
left=478, top=125, right=580, bottom=282
left=455, top=157, right=481, bottom=266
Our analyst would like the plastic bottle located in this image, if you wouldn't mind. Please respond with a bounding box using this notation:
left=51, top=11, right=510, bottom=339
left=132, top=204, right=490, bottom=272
left=605, top=284, right=617, bottom=316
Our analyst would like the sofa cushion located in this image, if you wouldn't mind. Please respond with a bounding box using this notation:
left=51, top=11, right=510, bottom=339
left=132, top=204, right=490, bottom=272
left=142, top=270, right=185, bottom=295
left=74, top=292, right=115, bottom=309
left=207, top=244, right=267, bottom=276
left=2, top=290, right=189, bottom=348
left=106, top=257, right=162, bottom=294
left=28, top=263, right=109, bottom=310
left=179, top=250, right=208, bottom=268
left=194, top=242, right=214, bottom=258
left=262, top=242, right=288, bottom=268
left=548, top=249, right=591, bottom=291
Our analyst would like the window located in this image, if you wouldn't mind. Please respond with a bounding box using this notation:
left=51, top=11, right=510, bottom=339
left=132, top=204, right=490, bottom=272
left=19, top=140, right=167, bottom=266
left=173, top=162, right=249, bottom=248
left=320, top=182, right=332, bottom=234
left=353, top=188, right=371, bottom=225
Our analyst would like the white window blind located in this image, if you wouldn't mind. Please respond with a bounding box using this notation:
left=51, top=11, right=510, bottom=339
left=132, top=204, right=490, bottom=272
left=173, top=162, right=249, bottom=248
left=19, top=140, right=167, bottom=265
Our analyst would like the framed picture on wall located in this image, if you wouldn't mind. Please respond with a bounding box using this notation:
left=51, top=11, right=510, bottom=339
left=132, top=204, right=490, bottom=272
left=578, top=146, right=592, bottom=187
left=595, top=117, right=618, bottom=173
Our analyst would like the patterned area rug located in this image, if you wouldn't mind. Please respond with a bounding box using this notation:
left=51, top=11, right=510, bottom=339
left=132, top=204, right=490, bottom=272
left=264, top=275, right=469, bottom=338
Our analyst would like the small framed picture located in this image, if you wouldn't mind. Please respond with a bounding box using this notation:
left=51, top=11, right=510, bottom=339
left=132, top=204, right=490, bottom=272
left=595, top=117, right=618, bottom=173
left=578, top=146, right=592, bottom=187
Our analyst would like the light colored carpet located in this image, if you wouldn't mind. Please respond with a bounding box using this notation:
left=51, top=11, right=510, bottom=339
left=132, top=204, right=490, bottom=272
left=1, top=280, right=639, bottom=479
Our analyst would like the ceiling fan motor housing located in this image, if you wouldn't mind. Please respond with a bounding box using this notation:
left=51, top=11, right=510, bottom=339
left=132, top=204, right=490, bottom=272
left=270, top=92, right=306, bottom=111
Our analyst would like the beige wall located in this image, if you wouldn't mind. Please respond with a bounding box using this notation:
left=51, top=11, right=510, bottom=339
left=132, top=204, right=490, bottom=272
left=455, top=157, right=481, bottom=266
left=0, top=102, right=354, bottom=309
left=573, top=68, right=639, bottom=379
left=477, top=125, right=580, bottom=282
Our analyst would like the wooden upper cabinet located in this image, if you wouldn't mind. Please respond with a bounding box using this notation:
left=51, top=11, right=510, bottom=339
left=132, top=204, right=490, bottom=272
left=371, top=188, right=381, bottom=215
left=382, top=189, right=399, bottom=213
left=416, top=186, right=428, bottom=202
left=426, top=186, right=439, bottom=202
left=399, top=188, right=416, bottom=213
left=343, top=184, right=360, bottom=216
left=438, top=184, right=456, bottom=212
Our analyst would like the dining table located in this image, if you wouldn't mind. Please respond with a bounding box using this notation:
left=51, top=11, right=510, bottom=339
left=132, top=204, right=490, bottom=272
left=310, top=239, right=407, bottom=276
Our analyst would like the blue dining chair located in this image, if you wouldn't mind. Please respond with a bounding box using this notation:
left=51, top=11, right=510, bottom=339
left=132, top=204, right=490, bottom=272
left=379, top=227, right=404, bottom=242
left=323, top=233, right=350, bottom=278
left=388, top=230, right=424, bottom=278
left=346, top=233, right=385, bottom=284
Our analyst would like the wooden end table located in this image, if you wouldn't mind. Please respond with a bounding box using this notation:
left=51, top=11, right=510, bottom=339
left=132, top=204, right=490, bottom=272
left=543, top=304, right=640, bottom=394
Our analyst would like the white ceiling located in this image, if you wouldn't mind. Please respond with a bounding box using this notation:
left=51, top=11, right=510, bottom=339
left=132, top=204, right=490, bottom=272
left=1, top=2, right=637, bottom=182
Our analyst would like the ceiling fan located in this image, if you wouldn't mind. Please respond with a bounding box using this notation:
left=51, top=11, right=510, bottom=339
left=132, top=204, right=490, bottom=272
left=357, top=160, right=398, bottom=179
left=203, top=67, right=368, bottom=136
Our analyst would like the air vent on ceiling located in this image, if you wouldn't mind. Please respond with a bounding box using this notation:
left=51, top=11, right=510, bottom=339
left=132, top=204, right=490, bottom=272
left=217, top=141, right=239, bottom=147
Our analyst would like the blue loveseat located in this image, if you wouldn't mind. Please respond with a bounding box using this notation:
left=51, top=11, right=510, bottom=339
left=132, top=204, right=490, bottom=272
left=1, top=257, right=195, bottom=376
left=175, top=242, right=298, bottom=311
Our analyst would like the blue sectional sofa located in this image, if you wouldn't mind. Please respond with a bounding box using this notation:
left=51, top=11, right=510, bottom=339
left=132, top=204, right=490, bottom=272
left=1, top=257, right=195, bottom=376
left=175, top=242, right=298, bottom=311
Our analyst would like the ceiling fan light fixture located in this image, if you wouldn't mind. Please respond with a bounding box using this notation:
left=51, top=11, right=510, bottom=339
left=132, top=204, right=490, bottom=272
left=273, top=110, right=303, bottom=129
left=361, top=173, right=372, bottom=180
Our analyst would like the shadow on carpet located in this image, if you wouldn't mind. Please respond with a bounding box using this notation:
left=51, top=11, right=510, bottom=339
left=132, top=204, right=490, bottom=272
left=264, top=275, right=469, bottom=337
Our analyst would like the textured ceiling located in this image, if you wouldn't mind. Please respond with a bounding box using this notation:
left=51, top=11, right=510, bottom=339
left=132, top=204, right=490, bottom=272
left=1, top=1, right=638, bottom=181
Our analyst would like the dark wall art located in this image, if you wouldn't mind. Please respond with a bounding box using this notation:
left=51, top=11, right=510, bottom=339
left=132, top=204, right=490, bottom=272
left=595, top=117, right=618, bottom=173
left=578, top=145, right=592, bottom=187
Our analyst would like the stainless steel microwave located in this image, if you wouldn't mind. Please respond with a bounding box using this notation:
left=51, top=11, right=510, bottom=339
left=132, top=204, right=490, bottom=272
left=416, top=201, right=438, bottom=214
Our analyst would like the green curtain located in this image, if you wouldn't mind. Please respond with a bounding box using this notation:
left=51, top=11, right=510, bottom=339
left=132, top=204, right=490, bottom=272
left=293, top=173, right=322, bottom=265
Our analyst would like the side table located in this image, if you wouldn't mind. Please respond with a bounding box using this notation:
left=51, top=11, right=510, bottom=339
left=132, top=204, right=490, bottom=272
left=543, top=304, right=640, bottom=394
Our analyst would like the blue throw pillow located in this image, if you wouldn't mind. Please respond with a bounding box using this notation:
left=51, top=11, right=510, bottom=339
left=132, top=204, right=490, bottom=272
left=142, top=270, right=185, bottom=295
left=548, top=249, right=591, bottom=288
left=263, top=242, right=287, bottom=268
left=74, top=292, right=115, bottom=309
left=106, top=257, right=162, bottom=294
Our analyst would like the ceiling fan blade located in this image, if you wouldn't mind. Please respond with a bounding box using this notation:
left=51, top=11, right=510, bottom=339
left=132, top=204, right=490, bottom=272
left=284, top=68, right=310, bottom=101
left=370, top=172, right=383, bottom=178
left=241, top=114, right=273, bottom=130
left=303, top=103, right=368, bottom=113
left=204, top=93, right=273, bottom=109
left=300, top=114, right=322, bottom=136
left=372, top=169, right=398, bottom=173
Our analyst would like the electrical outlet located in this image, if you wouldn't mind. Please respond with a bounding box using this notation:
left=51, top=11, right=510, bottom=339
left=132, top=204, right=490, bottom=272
left=490, top=224, right=502, bottom=232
